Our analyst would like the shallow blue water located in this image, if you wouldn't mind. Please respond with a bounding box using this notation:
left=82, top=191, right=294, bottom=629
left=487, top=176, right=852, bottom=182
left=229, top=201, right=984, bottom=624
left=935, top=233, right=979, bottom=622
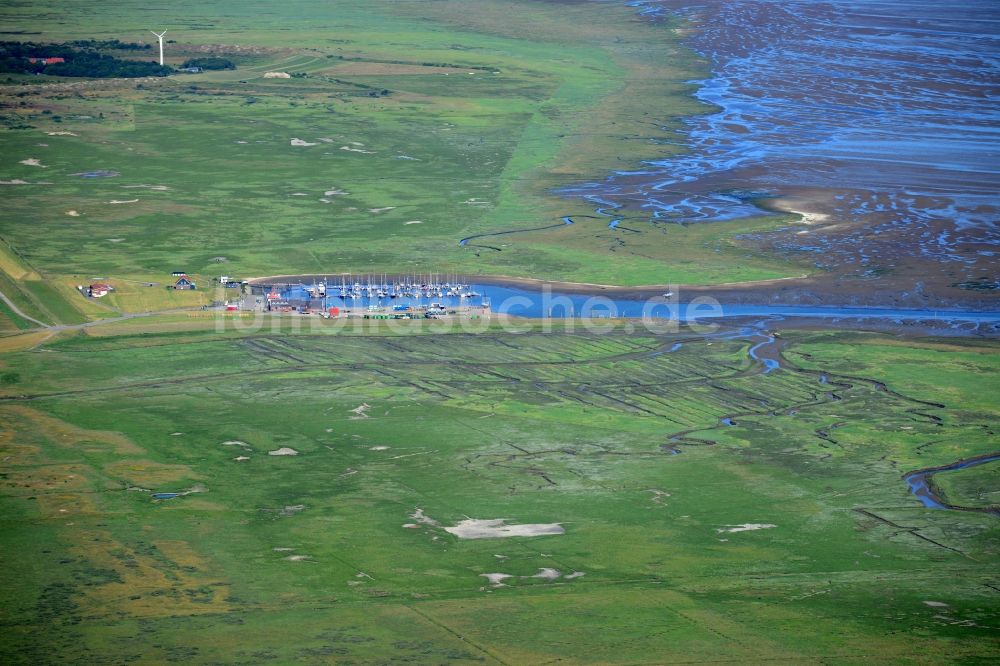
left=903, top=454, right=1000, bottom=510
left=748, top=337, right=780, bottom=373
left=474, top=284, right=1000, bottom=322
left=152, top=493, right=179, bottom=500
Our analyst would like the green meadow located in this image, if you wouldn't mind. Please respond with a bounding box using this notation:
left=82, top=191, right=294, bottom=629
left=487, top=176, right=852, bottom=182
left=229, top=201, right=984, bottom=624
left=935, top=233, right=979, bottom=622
left=0, top=0, right=801, bottom=330
left=0, top=325, right=997, bottom=663
left=0, top=1, right=996, bottom=663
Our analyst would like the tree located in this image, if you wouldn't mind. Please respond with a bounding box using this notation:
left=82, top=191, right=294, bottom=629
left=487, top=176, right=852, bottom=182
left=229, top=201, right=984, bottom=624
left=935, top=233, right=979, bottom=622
left=181, top=57, right=235, bottom=71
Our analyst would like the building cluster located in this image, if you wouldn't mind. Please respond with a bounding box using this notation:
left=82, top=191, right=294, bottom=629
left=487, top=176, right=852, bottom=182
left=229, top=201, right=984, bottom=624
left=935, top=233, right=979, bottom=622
left=87, top=282, right=112, bottom=298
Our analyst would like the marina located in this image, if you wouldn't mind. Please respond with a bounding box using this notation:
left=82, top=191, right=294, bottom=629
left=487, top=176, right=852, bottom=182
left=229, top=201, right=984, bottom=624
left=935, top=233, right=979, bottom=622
left=249, top=275, right=488, bottom=316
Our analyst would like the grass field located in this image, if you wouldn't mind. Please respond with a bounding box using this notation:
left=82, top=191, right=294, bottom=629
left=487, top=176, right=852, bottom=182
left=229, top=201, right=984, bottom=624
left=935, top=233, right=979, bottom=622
left=0, top=324, right=997, bottom=663
left=0, top=2, right=996, bottom=663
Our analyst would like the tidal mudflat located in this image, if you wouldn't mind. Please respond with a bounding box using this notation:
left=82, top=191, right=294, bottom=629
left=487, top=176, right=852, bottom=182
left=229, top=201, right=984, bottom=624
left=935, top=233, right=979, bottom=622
left=572, top=0, right=1000, bottom=301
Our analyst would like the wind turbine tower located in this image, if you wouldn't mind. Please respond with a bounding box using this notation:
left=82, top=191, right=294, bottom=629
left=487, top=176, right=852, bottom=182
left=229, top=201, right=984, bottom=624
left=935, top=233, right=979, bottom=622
left=150, top=30, right=167, bottom=65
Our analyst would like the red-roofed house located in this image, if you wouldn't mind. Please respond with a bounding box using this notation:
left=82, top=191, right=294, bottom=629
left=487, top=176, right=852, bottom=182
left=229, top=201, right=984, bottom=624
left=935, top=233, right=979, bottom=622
left=88, top=283, right=112, bottom=298
left=28, top=57, right=66, bottom=65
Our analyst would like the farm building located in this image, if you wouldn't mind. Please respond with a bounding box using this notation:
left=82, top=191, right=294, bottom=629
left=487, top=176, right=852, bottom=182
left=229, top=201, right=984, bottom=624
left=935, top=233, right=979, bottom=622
left=173, top=276, right=196, bottom=290
left=88, top=283, right=112, bottom=298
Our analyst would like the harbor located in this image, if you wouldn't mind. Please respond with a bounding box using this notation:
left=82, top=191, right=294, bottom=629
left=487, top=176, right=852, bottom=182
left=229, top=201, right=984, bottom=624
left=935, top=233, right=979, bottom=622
left=247, top=274, right=490, bottom=318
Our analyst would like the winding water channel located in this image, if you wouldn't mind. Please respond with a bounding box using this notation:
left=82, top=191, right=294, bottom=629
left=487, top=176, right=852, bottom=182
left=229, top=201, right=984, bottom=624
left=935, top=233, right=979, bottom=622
left=903, top=454, right=1000, bottom=513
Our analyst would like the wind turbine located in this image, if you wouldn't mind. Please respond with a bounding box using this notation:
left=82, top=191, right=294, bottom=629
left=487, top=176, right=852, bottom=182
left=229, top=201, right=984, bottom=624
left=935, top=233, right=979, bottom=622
left=150, top=30, right=167, bottom=65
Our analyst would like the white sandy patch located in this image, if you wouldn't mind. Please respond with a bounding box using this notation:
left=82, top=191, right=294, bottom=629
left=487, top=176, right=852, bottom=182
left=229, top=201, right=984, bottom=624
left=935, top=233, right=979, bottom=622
left=291, top=138, right=318, bottom=147
left=264, top=71, right=291, bottom=78
left=122, top=184, right=170, bottom=191
left=369, top=207, right=395, bottom=214
left=235, top=140, right=248, bottom=144
left=19, top=158, right=46, bottom=168
left=530, top=568, right=561, bottom=580
left=349, top=142, right=364, bottom=146
left=388, top=450, right=436, bottom=460
left=317, top=137, right=335, bottom=143
left=66, top=210, right=81, bottom=217
left=402, top=523, right=420, bottom=529
left=0, top=179, right=31, bottom=185
left=170, top=432, right=184, bottom=436
left=770, top=198, right=830, bottom=225
left=409, top=508, right=440, bottom=527
left=106, top=238, right=125, bottom=243
left=222, top=440, right=252, bottom=449
left=716, top=523, right=776, bottom=534
left=647, top=489, right=671, bottom=505
left=444, top=519, right=564, bottom=540
left=340, top=146, right=376, bottom=154
left=284, top=555, right=312, bottom=561
left=791, top=209, right=829, bottom=224
left=564, top=571, right=585, bottom=580
left=281, top=504, right=306, bottom=516
left=233, top=456, right=250, bottom=462
left=46, top=131, right=77, bottom=136
left=350, top=403, right=370, bottom=419
left=268, top=447, right=299, bottom=456
left=396, top=155, right=420, bottom=161
left=324, top=188, right=347, bottom=196
left=923, top=601, right=950, bottom=608
left=289, top=192, right=308, bottom=196
left=108, top=199, right=139, bottom=204
left=370, top=445, right=389, bottom=451
left=480, top=573, right=513, bottom=587
left=404, top=220, right=422, bottom=225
